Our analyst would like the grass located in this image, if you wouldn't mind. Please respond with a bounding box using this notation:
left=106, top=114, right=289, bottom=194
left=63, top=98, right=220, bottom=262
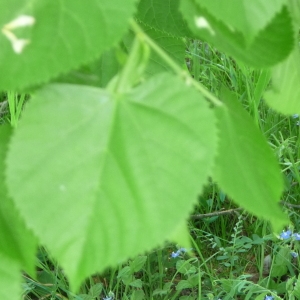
left=2, top=40, right=300, bottom=300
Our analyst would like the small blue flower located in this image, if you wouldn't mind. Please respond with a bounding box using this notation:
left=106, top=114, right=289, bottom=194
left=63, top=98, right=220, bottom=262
left=171, top=247, right=192, bottom=258
left=292, top=114, right=299, bottom=118
left=291, top=251, right=298, bottom=258
left=171, top=251, right=180, bottom=258
left=280, top=230, right=292, bottom=239
left=264, top=296, right=274, bottom=300
left=294, top=233, right=300, bottom=240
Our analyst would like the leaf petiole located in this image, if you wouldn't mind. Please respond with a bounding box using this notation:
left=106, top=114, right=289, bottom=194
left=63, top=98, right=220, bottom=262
left=130, top=19, right=223, bottom=107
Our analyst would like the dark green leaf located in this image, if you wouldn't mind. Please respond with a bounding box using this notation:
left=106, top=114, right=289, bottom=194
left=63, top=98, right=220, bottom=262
left=213, top=88, right=287, bottom=232
left=180, top=0, right=294, bottom=67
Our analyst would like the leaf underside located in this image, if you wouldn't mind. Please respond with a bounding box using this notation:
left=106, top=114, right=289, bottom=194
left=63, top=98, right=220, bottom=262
left=6, top=73, right=218, bottom=289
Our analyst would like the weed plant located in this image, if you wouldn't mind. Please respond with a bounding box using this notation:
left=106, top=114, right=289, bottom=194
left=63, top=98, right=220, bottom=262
left=4, top=40, right=300, bottom=299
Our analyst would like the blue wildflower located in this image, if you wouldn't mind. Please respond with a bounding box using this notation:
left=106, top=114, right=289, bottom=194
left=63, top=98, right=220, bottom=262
left=171, top=247, right=191, bottom=258
left=264, top=296, right=274, bottom=300
left=280, top=230, right=292, bottom=239
left=294, top=233, right=300, bottom=240
left=291, top=251, right=298, bottom=258
left=292, top=114, right=299, bottom=118
left=171, top=251, right=180, bottom=258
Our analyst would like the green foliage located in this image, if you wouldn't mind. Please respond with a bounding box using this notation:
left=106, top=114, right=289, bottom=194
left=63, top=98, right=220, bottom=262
left=179, top=0, right=294, bottom=67
left=218, top=276, right=280, bottom=300
left=0, top=126, right=37, bottom=299
left=6, top=74, right=217, bottom=289
left=1, top=1, right=300, bottom=298
left=270, top=246, right=290, bottom=277
left=265, top=48, right=300, bottom=115
left=140, top=26, right=186, bottom=75
left=136, top=0, right=192, bottom=37
left=287, top=275, right=300, bottom=299
left=213, top=88, right=287, bottom=231
left=0, top=0, right=137, bottom=90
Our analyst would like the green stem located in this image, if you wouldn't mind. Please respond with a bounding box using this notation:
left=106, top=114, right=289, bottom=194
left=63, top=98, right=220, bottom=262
left=7, top=91, right=16, bottom=127
left=156, top=249, right=164, bottom=290
left=115, top=36, right=142, bottom=93
left=15, top=93, right=26, bottom=121
left=130, top=19, right=223, bottom=107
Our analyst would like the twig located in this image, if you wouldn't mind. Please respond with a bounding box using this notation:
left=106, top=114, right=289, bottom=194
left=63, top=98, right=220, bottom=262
left=190, top=208, right=243, bottom=219
left=280, top=201, right=300, bottom=209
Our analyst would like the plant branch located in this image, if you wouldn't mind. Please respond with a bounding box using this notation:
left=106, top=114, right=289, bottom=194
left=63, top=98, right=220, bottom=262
left=130, top=19, right=223, bottom=107
left=280, top=200, right=300, bottom=209
left=190, top=208, right=243, bottom=220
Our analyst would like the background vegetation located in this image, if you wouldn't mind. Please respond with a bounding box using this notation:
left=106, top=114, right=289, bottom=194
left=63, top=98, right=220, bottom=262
left=1, top=1, right=300, bottom=299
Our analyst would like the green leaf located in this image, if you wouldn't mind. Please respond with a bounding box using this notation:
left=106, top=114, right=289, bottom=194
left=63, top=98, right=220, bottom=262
left=6, top=73, right=217, bottom=289
left=143, top=26, right=186, bottom=75
left=130, top=289, right=145, bottom=300
left=130, top=256, right=147, bottom=273
left=198, top=0, right=286, bottom=43
left=179, top=0, right=294, bottom=67
left=97, top=48, right=125, bottom=87
left=212, top=88, right=287, bottom=232
left=77, top=295, right=93, bottom=300
left=118, top=266, right=133, bottom=285
left=288, top=0, right=300, bottom=26
left=136, top=0, right=192, bottom=37
left=176, top=280, right=193, bottom=291
left=0, top=125, right=36, bottom=274
left=0, top=253, right=22, bottom=300
left=292, top=274, right=300, bottom=298
left=88, top=283, right=103, bottom=297
left=153, top=282, right=173, bottom=296
left=270, top=246, right=290, bottom=277
left=176, top=260, right=196, bottom=275
left=129, top=279, right=143, bottom=288
left=0, top=0, right=136, bottom=90
left=264, top=48, right=300, bottom=115
left=168, top=219, right=191, bottom=252
left=0, top=126, right=37, bottom=300
left=122, top=26, right=186, bottom=76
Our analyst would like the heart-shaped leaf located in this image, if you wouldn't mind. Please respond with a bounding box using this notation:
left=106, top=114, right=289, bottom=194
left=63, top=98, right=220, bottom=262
left=6, top=73, right=217, bottom=289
